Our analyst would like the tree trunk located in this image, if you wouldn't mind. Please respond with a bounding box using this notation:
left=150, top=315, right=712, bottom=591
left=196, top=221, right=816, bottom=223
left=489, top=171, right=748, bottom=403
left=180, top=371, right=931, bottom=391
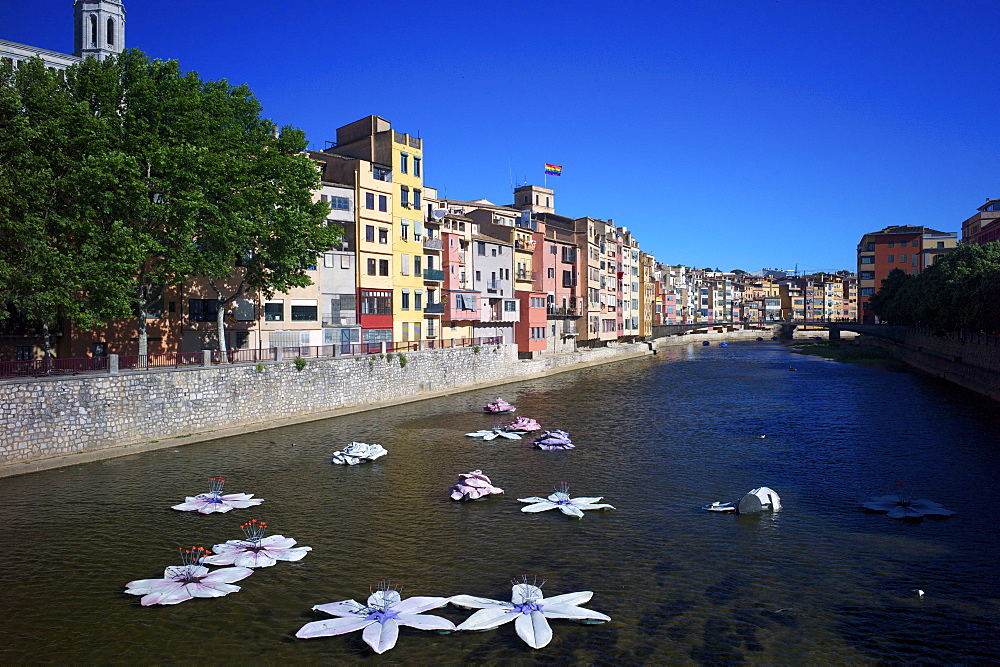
left=42, top=321, right=52, bottom=359
left=137, top=312, right=148, bottom=357
left=216, top=298, right=227, bottom=354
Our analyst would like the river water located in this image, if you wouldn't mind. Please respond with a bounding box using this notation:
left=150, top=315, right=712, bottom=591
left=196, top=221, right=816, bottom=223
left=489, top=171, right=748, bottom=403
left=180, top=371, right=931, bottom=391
left=2, top=341, right=998, bottom=663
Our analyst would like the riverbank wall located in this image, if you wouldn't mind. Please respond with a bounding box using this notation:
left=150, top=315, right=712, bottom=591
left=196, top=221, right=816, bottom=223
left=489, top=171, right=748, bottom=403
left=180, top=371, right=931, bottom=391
left=861, top=328, right=1000, bottom=402
left=0, top=341, right=661, bottom=477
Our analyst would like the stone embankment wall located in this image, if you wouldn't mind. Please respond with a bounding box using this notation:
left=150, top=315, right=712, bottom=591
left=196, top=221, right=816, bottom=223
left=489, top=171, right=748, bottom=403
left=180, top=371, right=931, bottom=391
left=0, top=342, right=655, bottom=476
left=863, top=328, right=1000, bottom=402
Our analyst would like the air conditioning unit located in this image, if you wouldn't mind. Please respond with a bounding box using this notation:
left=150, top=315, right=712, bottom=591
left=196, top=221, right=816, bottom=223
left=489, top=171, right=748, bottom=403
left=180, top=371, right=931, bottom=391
left=340, top=242, right=350, bottom=251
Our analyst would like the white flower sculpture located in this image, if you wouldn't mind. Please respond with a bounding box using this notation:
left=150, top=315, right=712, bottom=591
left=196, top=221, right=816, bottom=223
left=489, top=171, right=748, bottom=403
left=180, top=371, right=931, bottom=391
left=171, top=477, right=264, bottom=514
left=449, top=470, right=504, bottom=501
left=202, top=519, right=312, bottom=568
left=465, top=427, right=522, bottom=441
left=863, top=493, right=955, bottom=519
left=518, top=483, right=616, bottom=519
left=124, top=546, right=254, bottom=606
left=452, top=577, right=611, bottom=649
left=331, top=442, right=388, bottom=465
left=296, top=582, right=455, bottom=654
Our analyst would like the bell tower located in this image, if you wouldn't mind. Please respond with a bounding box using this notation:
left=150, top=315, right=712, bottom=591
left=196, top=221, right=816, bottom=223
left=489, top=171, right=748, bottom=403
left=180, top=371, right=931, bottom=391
left=74, top=0, right=126, bottom=61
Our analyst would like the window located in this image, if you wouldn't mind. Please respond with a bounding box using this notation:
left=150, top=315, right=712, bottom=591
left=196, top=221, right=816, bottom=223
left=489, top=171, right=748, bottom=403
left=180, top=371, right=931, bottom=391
left=189, top=299, right=220, bottom=322
left=324, top=253, right=335, bottom=268
left=899, top=254, right=907, bottom=263
left=107, top=18, right=115, bottom=45
left=402, top=322, right=410, bottom=340
left=378, top=195, right=387, bottom=212
left=861, top=287, right=875, bottom=296
left=366, top=193, right=375, bottom=209
left=367, top=258, right=376, bottom=275
left=530, top=327, right=546, bottom=340
left=379, top=228, right=388, bottom=244
left=477, top=242, right=486, bottom=256
left=562, top=270, right=575, bottom=288
left=291, top=302, right=318, bottom=321
left=401, top=254, right=410, bottom=275
left=912, top=255, right=918, bottom=267
left=413, top=189, right=421, bottom=209
left=561, top=247, right=576, bottom=263
left=329, top=196, right=349, bottom=210
left=912, top=240, right=918, bottom=247
left=401, top=221, right=409, bottom=241
left=860, top=271, right=875, bottom=280
left=379, top=259, right=389, bottom=276
left=530, top=297, right=545, bottom=308
left=373, top=166, right=391, bottom=181
left=548, top=268, right=555, bottom=279
left=413, top=157, right=421, bottom=177
left=491, top=248, right=497, bottom=257
left=887, top=254, right=894, bottom=262
left=264, top=302, right=283, bottom=321
left=888, top=241, right=895, bottom=248
left=504, top=300, right=517, bottom=312
left=415, top=292, right=422, bottom=310
left=860, top=256, right=874, bottom=264
left=400, top=153, right=409, bottom=174
left=90, top=343, right=105, bottom=358
left=866, top=242, right=875, bottom=251
left=361, top=290, right=392, bottom=315
left=401, top=291, right=410, bottom=310
left=400, top=187, right=409, bottom=207
left=550, top=245, right=557, bottom=255
left=366, top=225, right=375, bottom=242
left=90, top=15, right=97, bottom=46
left=937, top=241, right=944, bottom=248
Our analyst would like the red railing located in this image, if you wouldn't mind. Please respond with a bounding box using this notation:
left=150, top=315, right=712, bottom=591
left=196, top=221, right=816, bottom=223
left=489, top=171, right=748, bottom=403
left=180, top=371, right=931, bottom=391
left=0, top=337, right=506, bottom=380
left=0, top=356, right=109, bottom=378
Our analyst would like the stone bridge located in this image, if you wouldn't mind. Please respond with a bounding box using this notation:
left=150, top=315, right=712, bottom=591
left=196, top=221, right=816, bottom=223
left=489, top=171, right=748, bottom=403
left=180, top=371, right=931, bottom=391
left=651, top=321, right=902, bottom=341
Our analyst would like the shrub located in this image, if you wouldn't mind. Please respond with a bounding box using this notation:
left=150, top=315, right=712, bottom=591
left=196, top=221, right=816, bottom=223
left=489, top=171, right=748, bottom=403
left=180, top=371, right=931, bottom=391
left=293, top=356, right=307, bottom=372
left=255, top=362, right=264, bottom=373
left=473, top=345, right=481, bottom=354
left=398, top=353, right=407, bottom=368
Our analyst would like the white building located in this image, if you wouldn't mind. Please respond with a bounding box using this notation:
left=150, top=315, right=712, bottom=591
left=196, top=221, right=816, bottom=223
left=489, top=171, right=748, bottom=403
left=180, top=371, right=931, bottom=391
left=1, top=1, right=125, bottom=70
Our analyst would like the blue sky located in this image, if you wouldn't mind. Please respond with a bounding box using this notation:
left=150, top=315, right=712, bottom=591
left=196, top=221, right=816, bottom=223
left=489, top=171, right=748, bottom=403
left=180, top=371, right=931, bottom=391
left=4, top=0, right=997, bottom=273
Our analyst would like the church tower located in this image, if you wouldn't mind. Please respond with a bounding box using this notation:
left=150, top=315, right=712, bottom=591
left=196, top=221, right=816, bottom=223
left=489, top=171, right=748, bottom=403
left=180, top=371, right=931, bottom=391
left=73, top=0, right=126, bottom=60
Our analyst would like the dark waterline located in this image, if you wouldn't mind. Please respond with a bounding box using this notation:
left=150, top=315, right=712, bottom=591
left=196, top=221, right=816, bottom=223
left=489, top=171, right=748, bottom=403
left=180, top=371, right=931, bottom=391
left=2, top=342, right=999, bottom=663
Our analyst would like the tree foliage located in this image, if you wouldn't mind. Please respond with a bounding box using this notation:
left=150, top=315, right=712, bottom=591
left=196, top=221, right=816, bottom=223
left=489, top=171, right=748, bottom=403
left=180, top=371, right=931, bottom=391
left=870, top=242, right=1000, bottom=334
left=0, top=51, right=339, bottom=353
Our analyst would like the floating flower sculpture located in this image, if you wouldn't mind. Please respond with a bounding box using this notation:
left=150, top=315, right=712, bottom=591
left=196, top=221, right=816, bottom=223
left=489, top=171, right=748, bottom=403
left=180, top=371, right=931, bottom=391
left=124, top=546, right=254, bottom=606
left=171, top=477, right=264, bottom=514
left=331, top=442, right=388, bottom=465
left=484, top=397, right=516, bottom=414
left=449, top=470, right=504, bottom=501
left=533, top=430, right=575, bottom=450
left=202, top=519, right=312, bottom=568
left=465, top=426, right=522, bottom=441
left=295, top=581, right=455, bottom=654
left=451, top=576, right=611, bottom=649
left=505, top=417, right=541, bottom=433
left=862, top=483, right=954, bottom=519
left=518, top=483, right=615, bottom=519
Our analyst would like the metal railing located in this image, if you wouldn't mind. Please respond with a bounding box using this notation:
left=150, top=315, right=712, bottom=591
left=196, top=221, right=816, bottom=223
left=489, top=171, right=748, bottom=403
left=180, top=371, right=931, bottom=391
left=423, top=268, right=445, bottom=281
left=423, top=237, right=444, bottom=250
left=0, top=337, right=505, bottom=380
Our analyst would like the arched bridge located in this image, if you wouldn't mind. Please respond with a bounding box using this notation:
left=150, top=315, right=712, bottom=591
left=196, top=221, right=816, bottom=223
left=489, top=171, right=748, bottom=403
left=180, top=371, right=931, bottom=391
left=651, top=321, right=905, bottom=341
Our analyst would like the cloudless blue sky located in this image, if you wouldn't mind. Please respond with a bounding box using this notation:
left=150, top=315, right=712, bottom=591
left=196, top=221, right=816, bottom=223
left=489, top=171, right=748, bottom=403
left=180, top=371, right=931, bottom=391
left=4, top=0, right=998, bottom=273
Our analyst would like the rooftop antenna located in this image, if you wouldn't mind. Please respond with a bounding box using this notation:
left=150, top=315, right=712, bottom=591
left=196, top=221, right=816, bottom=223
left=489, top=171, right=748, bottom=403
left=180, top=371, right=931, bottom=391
left=507, top=157, right=514, bottom=194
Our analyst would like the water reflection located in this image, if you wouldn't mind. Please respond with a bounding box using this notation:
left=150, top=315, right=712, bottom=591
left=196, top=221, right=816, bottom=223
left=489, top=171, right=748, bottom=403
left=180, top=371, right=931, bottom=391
left=1, top=342, right=999, bottom=663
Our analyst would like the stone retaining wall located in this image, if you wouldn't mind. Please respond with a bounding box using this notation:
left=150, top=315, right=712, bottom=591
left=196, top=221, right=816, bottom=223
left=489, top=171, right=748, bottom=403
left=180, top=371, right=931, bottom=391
left=0, top=342, right=654, bottom=475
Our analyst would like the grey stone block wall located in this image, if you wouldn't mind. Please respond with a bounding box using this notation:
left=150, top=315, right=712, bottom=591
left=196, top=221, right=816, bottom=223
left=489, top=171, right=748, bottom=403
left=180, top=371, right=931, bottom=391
left=0, top=342, right=653, bottom=471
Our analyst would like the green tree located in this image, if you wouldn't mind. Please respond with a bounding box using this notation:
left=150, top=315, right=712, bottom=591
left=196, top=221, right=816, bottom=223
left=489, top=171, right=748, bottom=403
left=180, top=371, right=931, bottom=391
left=918, top=242, right=1000, bottom=334
left=0, top=51, right=338, bottom=355
left=869, top=268, right=914, bottom=325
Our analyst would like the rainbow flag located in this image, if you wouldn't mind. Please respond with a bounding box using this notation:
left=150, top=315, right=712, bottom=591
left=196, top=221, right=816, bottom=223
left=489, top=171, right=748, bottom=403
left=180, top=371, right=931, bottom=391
left=544, top=163, right=563, bottom=176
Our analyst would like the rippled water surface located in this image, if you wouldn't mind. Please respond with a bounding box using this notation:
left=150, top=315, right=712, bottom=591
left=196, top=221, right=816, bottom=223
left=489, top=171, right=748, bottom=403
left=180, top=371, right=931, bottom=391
left=3, top=342, right=999, bottom=663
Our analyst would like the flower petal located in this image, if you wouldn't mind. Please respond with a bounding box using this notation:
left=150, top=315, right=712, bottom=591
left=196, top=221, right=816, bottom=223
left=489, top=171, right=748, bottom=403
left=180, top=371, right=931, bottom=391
left=392, top=596, right=451, bottom=614
left=185, top=581, right=241, bottom=598
left=512, top=584, right=544, bottom=604
left=362, top=618, right=399, bottom=654
left=541, top=590, right=593, bottom=607
left=232, top=551, right=278, bottom=568
left=125, top=578, right=171, bottom=595
left=449, top=595, right=511, bottom=610
left=296, top=616, right=374, bottom=639
left=200, top=553, right=237, bottom=566
left=140, top=582, right=192, bottom=606
left=558, top=504, right=585, bottom=518
left=275, top=546, right=312, bottom=561
left=542, top=602, right=611, bottom=622
left=570, top=496, right=604, bottom=505
left=201, top=566, right=254, bottom=584
left=313, top=600, right=366, bottom=617
left=521, top=502, right=558, bottom=513
left=260, top=535, right=298, bottom=549
left=367, top=590, right=402, bottom=608
left=515, top=610, right=553, bottom=649
left=396, top=612, right=456, bottom=631
left=457, top=606, right=519, bottom=631
left=886, top=505, right=924, bottom=519
left=517, top=497, right=549, bottom=504
left=576, top=502, right=616, bottom=511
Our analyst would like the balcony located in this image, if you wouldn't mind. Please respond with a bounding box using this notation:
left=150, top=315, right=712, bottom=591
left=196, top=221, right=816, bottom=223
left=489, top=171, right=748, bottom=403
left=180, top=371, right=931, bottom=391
left=547, top=305, right=580, bottom=318
left=516, top=269, right=537, bottom=281
left=486, top=279, right=500, bottom=293
left=514, top=239, right=536, bottom=251
left=423, top=237, right=444, bottom=251
left=424, top=302, right=444, bottom=314
left=423, top=268, right=445, bottom=282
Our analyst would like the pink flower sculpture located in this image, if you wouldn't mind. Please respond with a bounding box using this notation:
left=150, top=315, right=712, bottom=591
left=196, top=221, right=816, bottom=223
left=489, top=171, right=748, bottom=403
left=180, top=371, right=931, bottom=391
left=505, top=417, right=541, bottom=433
left=484, top=397, right=516, bottom=414
left=124, top=546, right=254, bottom=606
left=449, top=470, right=504, bottom=501
left=202, top=519, right=312, bottom=568
left=533, top=430, right=575, bottom=450
left=171, top=477, right=264, bottom=514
